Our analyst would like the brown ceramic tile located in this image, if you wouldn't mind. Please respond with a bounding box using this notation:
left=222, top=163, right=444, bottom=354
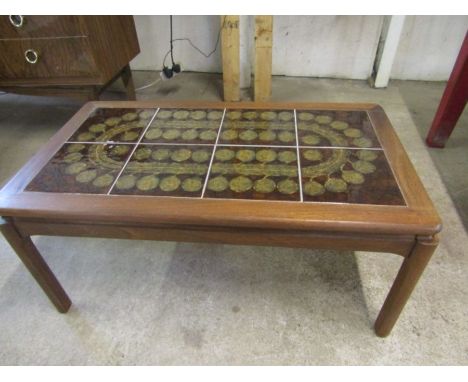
left=142, top=108, right=223, bottom=145
left=204, top=146, right=300, bottom=201
left=296, top=110, right=381, bottom=148
left=68, top=108, right=156, bottom=143
left=110, top=144, right=213, bottom=197
left=26, top=143, right=133, bottom=194
left=299, top=148, right=404, bottom=205
left=218, top=109, right=297, bottom=146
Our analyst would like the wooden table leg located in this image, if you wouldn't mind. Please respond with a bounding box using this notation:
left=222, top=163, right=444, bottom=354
left=374, top=235, right=439, bottom=337
left=0, top=217, right=71, bottom=313
left=121, top=64, right=136, bottom=100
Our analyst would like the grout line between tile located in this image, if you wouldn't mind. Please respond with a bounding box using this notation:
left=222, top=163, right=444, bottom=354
left=299, top=145, right=383, bottom=151
left=66, top=141, right=132, bottom=145
left=216, top=143, right=296, bottom=148
left=294, top=110, right=304, bottom=202
left=66, top=142, right=384, bottom=150
left=201, top=108, right=226, bottom=198
left=106, top=108, right=160, bottom=195
left=139, top=142, right=214, bottom=147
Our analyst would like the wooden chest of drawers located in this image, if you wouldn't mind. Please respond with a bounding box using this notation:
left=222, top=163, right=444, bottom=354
left=0, top=16, right=140, bottom=100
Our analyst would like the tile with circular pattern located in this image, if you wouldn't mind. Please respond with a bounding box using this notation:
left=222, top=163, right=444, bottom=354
left=142, top=109, right=224, bottom=145
left=296, top=110, right=381, bottom=148
left=205, top=145, right=300, bottom=201
left=218, top=109, right=297, bottom=146
left=26, top=143, right=133, bottom=194
left=110, top=144, right=214, bottom=197
left=68, top=108, right=156, bottom=143
left=299, top=148, right=404, bottom=205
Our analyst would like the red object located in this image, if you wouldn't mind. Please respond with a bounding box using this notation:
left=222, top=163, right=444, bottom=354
left=426, top=32, right=468, bottom=148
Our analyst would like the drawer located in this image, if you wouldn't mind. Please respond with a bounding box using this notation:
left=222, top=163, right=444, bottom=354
left=0, top=16, right=83, bottom=39
left=0, top=38, right=99, bottom=83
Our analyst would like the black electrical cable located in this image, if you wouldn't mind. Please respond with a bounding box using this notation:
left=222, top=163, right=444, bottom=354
left=169, top=15, right=175, bottom=66
left=162, top=16, right=227, bottom=68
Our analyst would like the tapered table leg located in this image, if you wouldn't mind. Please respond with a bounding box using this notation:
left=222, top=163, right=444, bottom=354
left=374, top=235, right=438, bottom=337
left=0, top=217, right=71, bottom=313
left=121, top=64, right=136, bottom=100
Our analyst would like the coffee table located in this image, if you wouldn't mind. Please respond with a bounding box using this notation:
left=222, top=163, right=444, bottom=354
left=0, top=101, right=441, bottom=337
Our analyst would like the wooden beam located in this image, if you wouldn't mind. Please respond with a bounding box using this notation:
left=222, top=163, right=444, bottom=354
left=239, top=15, right=254, bottom=89
left=221, top=15, right=240, bottom=101
left=254, top=16, right=273, bottom=101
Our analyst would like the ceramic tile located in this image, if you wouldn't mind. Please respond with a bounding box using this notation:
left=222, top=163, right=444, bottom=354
left=218, top=109, right=297, bottom=146
left=110, top=144, right=213, bottom=197
left=68, top=108, right=156, bottom=143
left=26, top=143, right=133, bottom=194
left=205, top=145, right=300, bottom=201
left=141, top=108, right=223, bottom=145
left=299, top=148, right=404, bottom=205
left=296, top=110, right=381, bottom=148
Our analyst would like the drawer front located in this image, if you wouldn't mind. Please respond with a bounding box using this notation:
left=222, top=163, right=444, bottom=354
left=0, top=38, right=98, bottom=82
left=0, top=16, right=83, bottom=39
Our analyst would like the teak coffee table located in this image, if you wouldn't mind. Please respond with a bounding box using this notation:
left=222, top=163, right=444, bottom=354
left=0, top=101, right=441, bottom=337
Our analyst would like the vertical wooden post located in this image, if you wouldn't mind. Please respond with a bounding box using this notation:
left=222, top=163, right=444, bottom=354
left=239, top=15, right=254, bottom=89
left=221, top=15, right=240, bottom=102
left=254, top=16, right=273, bottom=101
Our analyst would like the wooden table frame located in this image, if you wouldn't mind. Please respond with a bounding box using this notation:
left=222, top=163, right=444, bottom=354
left=0, top=101, right=441, bottom=337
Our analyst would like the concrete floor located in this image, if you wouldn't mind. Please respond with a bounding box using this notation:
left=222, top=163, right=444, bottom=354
left=397, top=81, right=468, bottom=232
left=0, top=72, right=467, bottom=365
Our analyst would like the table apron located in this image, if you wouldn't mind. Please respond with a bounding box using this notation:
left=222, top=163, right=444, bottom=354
left=12, top=217, right=416, bottom=257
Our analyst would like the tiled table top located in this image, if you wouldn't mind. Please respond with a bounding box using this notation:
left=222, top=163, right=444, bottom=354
left=25, top=107, right=405, bottom=206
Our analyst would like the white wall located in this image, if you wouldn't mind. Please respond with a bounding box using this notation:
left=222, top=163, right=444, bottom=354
left=131, top=15, right=382, bottom=80
left=272, top=16, right=383, bottom=80
left=130, top=15, right=468, bottom=81
left=131, top=15, right=222, bottom=73
left=391, top=16, right=468, bottom=81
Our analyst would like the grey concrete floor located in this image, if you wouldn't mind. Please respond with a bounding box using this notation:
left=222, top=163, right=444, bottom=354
left=396, top=81, right=468, bottom=232
left=0, top=72, right=467, bottom=365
